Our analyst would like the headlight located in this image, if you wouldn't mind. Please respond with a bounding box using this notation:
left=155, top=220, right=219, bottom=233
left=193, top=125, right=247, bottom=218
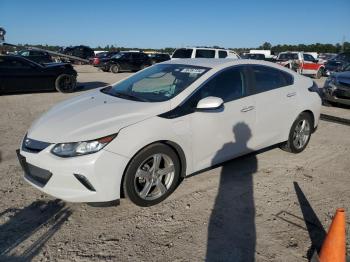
left=51, top=134, right=116, bottom=157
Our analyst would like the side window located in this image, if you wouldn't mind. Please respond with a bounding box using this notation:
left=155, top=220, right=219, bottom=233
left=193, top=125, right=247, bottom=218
left=303, top=54, right=315, bottom=62
left=218, top=51, right=227, bottom=58
left=251, top=65, right=291, bottom=93
left=195, top=49, right=216, bottom=58
left=190, top=67, right=245, bottom=105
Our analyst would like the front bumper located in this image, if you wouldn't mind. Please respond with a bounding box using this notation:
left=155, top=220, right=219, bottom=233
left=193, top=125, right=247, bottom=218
left=17, top=144, right=130, bottom=203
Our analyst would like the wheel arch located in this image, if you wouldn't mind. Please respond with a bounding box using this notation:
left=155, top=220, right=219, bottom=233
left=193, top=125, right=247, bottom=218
left=300, top=110, right=315, bottom=131
left=120, top=140, right=187, bottom=198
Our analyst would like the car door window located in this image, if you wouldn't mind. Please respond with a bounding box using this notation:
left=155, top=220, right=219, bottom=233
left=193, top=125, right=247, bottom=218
left=195, top=49, right=216, bottom=58
left=303, top=54, right=315, bottom=62
left=218, top=51, right=227, bottom=58
left=251, top=65, right=293, bottom=94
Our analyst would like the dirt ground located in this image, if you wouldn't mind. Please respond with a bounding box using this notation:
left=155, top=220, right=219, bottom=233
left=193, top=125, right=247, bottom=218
left=0, top=66, right=349, bottom=261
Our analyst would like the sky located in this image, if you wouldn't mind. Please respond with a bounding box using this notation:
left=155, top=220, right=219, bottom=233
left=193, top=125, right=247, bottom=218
left=1, top=0, right=349, bottom=49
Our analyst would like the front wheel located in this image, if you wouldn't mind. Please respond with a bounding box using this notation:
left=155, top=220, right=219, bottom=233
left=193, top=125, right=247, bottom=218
left=110, top=64, right=120, bottom=74
left=280, top=113, right=313, bottom=153
left=123, top=143, right=181, bottom=207
left=55, top=74, right=77, bottom=93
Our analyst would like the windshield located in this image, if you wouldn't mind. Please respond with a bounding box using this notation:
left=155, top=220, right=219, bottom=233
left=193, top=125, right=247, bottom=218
left=101, top=64, right=209, bottom=102
left=172, top=49, right=193, bottom=58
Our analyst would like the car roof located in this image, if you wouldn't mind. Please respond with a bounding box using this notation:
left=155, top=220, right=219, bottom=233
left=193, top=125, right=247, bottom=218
left=163, top=58, right=282, bottom=69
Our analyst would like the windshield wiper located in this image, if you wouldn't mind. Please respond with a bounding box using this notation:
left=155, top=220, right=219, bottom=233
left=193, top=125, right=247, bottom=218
left=113, top=92, right=148, bottom=102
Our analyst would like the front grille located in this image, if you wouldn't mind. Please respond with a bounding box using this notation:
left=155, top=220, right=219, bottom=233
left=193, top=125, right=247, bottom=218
left=16, top=150, right=52, bottom=187
left=22, top=135, right=51, bottom=153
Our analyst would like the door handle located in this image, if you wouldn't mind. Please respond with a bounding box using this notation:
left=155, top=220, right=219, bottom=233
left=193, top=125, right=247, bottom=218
left=241, top=106, right=255, bottom=112
left=287, top=92, right=296, bottom=97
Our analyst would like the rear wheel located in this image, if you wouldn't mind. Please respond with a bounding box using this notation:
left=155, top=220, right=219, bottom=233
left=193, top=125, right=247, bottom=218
left=123, top=143, right=181, bottom=207
left=110, top=64, right=120, bottom=74
left=280, top=113, right=313, bottom=153
left=55, top=74, right=77, bottom=93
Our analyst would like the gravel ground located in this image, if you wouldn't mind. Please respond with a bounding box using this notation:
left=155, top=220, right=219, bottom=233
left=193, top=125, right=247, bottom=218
left=0, top=66, right=349, bottom=261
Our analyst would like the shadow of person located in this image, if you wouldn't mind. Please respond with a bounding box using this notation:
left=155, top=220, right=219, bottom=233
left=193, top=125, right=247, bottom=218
left=0, top=199, right=72, bottom=261
left=206, top=122, right=257, bottom=262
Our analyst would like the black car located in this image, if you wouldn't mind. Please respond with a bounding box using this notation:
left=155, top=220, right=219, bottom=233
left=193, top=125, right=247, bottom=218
left=323, top=64, right=350, bottom=106
left=91, top=51, right=120, bottom=70
left=102, top=52, right=152, bottom=73
left=0, top=55, right=77, bottom=94
left=62, top=45, right=95, bottom=60
left=17, top=49, right=53, bottom=64
left=148, top=53, right=171, bottom=64
left=324, top=52, right=350, bottom=76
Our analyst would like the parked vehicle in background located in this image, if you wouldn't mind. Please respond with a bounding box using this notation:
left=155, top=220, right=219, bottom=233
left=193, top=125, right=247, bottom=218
left=242, top=53, right=266, bottom=60
left=323, top=63, right=350, bottom=106
left=318, top=53, right=337, bottom=64
left=276, top=51, right=325, bottom=79
left=104, top=51, right=152, bottom=73
left=17, top=58, right=321, bottom=207
left=324, top=52, right=350, bottom=76
left=172, top=47, right=240, bottom=59
left=249, top=50, right=274, bottom=59
left=0, top=55, right=77, bottom=94
left=148, top=53, right=171, bottom=64
left=90, top=51, right=119, bottom=68
left=62, top=45, right=95, bottom=60
left=17, top=49, right=53, bottom=64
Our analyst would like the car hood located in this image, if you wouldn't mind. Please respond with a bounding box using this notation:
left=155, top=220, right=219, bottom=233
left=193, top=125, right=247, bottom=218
left=27, top=90, right=170, bottom=143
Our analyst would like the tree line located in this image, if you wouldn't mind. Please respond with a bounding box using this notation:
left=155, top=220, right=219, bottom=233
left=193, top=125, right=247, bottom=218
left=2, top=42, right=350, bottom=55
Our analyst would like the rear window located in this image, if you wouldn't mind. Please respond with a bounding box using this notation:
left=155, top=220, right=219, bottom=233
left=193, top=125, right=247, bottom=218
left=195, top=49, right=215, bottom=58
left=172, top=49, right=193, bottom=58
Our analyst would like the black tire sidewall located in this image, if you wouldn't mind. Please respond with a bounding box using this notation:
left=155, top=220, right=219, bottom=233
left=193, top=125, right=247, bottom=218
left=123, top=143, right=180, bottom=207
left=55, top=74, right=76, bottom=93
left=110, top=64, right=120, bottom=73
left=287, top=113, right=313, bottom=153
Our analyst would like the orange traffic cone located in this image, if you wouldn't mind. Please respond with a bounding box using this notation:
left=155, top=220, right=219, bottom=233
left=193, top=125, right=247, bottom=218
left=319, top=208, right=346, bottom=262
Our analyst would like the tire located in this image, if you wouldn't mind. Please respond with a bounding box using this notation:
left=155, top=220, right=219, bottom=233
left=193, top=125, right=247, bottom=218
left=123, top=143, right=181, bottom=207
left=110, top=64, right=120, bottom=74
left=315, top=68, right=323, bottom=79
left=55, top=74, right=77, bottom=93
left=280, top=113, right=313, bottom=153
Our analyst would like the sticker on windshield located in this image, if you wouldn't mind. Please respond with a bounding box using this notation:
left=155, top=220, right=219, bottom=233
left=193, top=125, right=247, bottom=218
left=180, top=68, right=206, bottom=74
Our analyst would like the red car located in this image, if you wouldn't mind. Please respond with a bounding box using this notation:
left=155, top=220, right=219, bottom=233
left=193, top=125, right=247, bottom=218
left=276, top=52, right=325, bottom=79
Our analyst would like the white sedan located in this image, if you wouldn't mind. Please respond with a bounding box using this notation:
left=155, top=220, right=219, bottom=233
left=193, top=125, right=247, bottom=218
left=17, top=59, right=322, bottom=207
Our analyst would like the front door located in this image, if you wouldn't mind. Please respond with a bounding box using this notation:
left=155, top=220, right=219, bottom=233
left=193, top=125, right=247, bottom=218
left=190, top=66, right=256, bottom=171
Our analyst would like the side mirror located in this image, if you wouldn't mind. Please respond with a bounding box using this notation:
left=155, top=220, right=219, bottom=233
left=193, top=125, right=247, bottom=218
left=196, top=96, right=224, bottom=111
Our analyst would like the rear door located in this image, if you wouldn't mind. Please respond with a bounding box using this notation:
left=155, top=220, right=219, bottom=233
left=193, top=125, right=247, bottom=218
left=247, top=65, right=297, bottom=149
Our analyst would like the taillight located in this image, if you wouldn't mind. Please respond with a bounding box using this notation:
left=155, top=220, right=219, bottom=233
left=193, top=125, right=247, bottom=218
left=93, top=57, right=100, bottom=65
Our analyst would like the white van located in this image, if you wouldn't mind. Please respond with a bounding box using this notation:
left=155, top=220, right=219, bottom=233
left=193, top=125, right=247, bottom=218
left=172, top=47, right=240, bottom=59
